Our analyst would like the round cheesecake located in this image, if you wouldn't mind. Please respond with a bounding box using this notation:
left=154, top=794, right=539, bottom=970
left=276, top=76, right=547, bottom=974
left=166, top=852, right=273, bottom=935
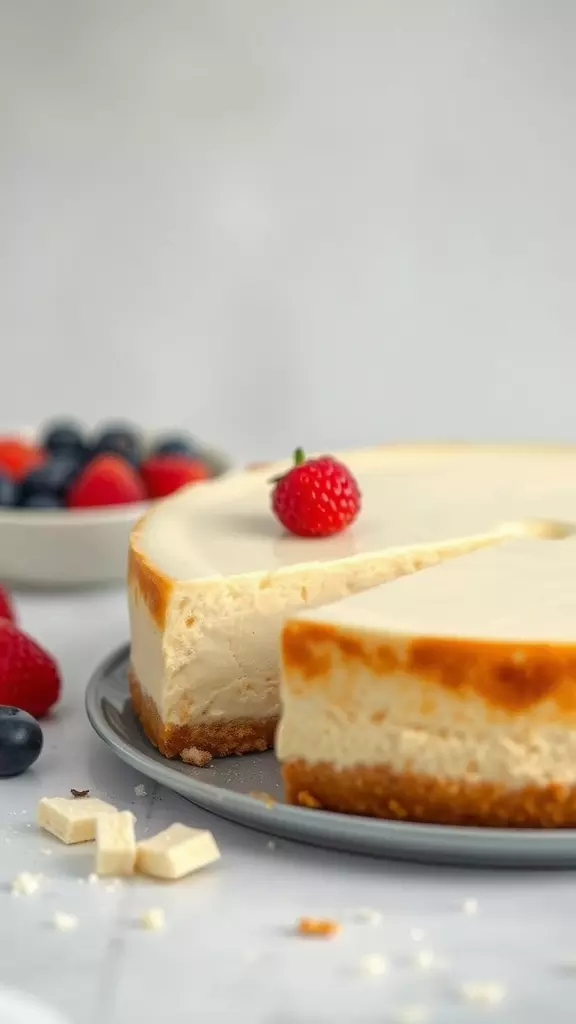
left=128, top=444, right=576, bottom=761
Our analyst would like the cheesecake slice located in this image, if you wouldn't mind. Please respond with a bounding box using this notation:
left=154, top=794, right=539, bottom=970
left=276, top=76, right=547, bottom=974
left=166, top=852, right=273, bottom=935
left=128, top=443, right=576, bottom=760
left=278, top=535, right=576, bottom=828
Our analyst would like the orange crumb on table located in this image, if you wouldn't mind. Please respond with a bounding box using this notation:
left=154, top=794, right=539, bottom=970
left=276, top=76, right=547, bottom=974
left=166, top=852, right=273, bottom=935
left=297, top=917, right=341, bottom=938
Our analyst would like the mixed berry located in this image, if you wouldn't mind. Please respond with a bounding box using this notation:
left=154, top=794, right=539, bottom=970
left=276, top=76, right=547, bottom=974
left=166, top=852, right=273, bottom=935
left=0, top=584, right=60, bottom=777
left=0, top=420, right=211, bottom=510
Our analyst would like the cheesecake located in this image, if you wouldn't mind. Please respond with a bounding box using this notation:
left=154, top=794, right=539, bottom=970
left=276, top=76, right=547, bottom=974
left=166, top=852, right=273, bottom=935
left=128, top=444, right=576, bottom=760
left=278, top=535, right=576, bottom=828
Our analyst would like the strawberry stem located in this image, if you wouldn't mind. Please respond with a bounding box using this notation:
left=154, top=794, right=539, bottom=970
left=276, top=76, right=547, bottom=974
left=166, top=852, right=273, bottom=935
left=269, top=447, right=306, bottom=485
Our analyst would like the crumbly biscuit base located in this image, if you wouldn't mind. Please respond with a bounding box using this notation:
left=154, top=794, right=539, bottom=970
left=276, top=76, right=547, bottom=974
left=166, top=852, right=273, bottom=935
left=129, top=669, right=277, bottom=758
left=282, top=758, right=576, bottom=829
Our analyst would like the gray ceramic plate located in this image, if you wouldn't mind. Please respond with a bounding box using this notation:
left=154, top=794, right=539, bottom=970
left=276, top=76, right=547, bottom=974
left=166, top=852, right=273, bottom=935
left=86, top=645, right=576, bottom=867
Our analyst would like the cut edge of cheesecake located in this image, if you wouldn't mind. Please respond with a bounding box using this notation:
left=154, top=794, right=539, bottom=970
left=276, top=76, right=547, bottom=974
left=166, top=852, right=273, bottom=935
left=128, top=522, right=512, bottom=759
left=277, top=536, right=576, bottom=827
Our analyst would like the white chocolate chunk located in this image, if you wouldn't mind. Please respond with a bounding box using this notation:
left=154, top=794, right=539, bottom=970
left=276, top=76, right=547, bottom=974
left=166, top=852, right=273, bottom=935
left=95, top=811, right=136, bottom=876
left=38, top=797, right=118, bottom=844
left=136, top=823, right=220, bottom=880
left=141, top=907, right=165, bottom=930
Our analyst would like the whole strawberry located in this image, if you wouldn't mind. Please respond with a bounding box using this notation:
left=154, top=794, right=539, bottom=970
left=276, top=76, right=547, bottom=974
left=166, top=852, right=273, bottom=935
left=0, top=621, right=60, bottom=718
left=140, top=454, right=209, bottom=500
left=271, top=448, right=361, bottom=538
left=67, top=454, right=145, bottom=508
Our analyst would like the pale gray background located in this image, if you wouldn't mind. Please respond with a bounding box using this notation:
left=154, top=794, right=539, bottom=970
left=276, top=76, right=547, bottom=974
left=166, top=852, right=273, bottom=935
left=2, top=7, right=576, bottom=1022
left=1, top=1, right=576, bottom=461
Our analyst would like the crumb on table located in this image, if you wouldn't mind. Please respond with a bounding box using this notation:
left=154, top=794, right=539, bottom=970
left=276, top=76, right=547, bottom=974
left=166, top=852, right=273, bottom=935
left=297, top=916, right=340, bottom=938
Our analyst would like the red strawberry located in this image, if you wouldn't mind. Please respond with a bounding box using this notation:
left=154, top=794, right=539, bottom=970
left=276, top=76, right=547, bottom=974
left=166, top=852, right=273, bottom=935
left=0, top=620, right=60, bottom=718
left=0, top=438, right=45, bottom=481
left=67, top=454, right=145, bottom=508
left=0, top=585, right=16, bottom=624
left=140, top=455, right=209, bottom=499
left=271, top=448, right=361, bottom=538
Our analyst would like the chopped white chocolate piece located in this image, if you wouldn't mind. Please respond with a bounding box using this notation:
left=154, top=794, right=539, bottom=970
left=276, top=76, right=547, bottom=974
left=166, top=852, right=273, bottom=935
left=95, top=811, right=136, bottom=876
left=141, top=907, right=165, bottom=931
left=12, top=872, right=42, bottom=896
left=53, top=911, right=78, bottom=931
left=136, top=823, right=220, bottom=880
left=459, top=981, right=506, bottom=1005
left=38, top=797, right=118, bottom=844
left=87, top=873, right=99, bottom=885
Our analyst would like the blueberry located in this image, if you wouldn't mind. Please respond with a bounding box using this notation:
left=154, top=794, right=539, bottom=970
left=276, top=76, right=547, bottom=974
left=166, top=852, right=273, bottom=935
left=0, top=471, right=16, bottom=507
left=0, top=707, right=43, bottom=777
left=19, top=455, right=83, bottom=504
left=92, top=423, right=142, bottom=465
left=152, top=434, right=200, bottom=459
left=19, top=492, right=64, bottom=510
left=41, top=420, right=86, bottom=458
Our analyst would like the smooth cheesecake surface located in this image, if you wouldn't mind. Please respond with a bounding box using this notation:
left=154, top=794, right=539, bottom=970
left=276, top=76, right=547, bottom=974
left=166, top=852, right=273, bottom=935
left=278, top=536, right=576, bottom=826
left=128, top=443, right=576, bottom=760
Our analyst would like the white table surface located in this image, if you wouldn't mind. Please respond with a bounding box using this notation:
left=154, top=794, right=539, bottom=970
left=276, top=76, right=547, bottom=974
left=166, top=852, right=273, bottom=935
left=0, top=588, right=575, bottom=1024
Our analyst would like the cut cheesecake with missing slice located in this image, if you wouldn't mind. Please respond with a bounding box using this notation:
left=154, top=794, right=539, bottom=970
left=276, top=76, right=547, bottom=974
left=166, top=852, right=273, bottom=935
left=278, top=535, right=576, bottom=828
left=128, top=444, right=576, bottom=760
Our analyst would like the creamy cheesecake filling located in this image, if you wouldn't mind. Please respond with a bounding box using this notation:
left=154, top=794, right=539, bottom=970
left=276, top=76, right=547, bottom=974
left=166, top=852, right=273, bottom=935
left=130, top=528, right=503, bottom=731
left=277, top=674, right=576, bottom=787
left=278, top=537, right=576, bottom=792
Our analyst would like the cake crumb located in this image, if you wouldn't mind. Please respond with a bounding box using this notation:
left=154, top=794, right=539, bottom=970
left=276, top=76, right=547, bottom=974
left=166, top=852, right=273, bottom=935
left=462, top=897, right=479, bottom=915
left=414, top=949, right=436, bottom=970
left=410, top=927, right=425, bottom=942
left=70, top=788, right=89, bottom=798
left=249, top=791, right=276, bottom=808
left=359, top=953, right=388, bottom=976
left=181, top=746, right=212, bottom=768
left=297, top=917, right=340, bottom=938
left=12, top=872, right=42, bottom=896
left=393, top=1006, right=429, bottom=1024
left=354, top=907, right=383, bottom=926
left=40, top=847, right=53, bottom=857
left=134, top=784, right=147, bottom=797
left=88, top=873, right=99, bottom=885
left=297, top=790, right=322, bottom=809
left=459, top=981, right=506, bottom=1005
left=266, top=839, right=276, bottom=850
left=53, top=912, right=78, bottom=932
left=141, top=907, right=165, bottom=931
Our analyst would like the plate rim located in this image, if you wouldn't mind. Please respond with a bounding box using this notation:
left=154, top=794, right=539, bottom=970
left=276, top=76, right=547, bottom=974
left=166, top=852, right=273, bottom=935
left=86, top=643, right=576, bottom=866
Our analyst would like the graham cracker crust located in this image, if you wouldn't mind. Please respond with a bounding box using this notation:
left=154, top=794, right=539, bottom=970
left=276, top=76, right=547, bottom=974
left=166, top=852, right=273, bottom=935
left=129, top=669, right=277, bottom=759
left=282, top=759, right=576, bottom=828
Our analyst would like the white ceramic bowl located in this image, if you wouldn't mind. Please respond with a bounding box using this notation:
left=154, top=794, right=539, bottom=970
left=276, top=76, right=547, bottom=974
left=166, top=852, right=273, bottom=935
left=0, top=438, right=232, bottom=587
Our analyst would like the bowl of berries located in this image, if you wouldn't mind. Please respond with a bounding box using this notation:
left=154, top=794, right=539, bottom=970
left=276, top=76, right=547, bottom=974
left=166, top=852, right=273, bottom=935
left=0, top=420, right=231, bottom=586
